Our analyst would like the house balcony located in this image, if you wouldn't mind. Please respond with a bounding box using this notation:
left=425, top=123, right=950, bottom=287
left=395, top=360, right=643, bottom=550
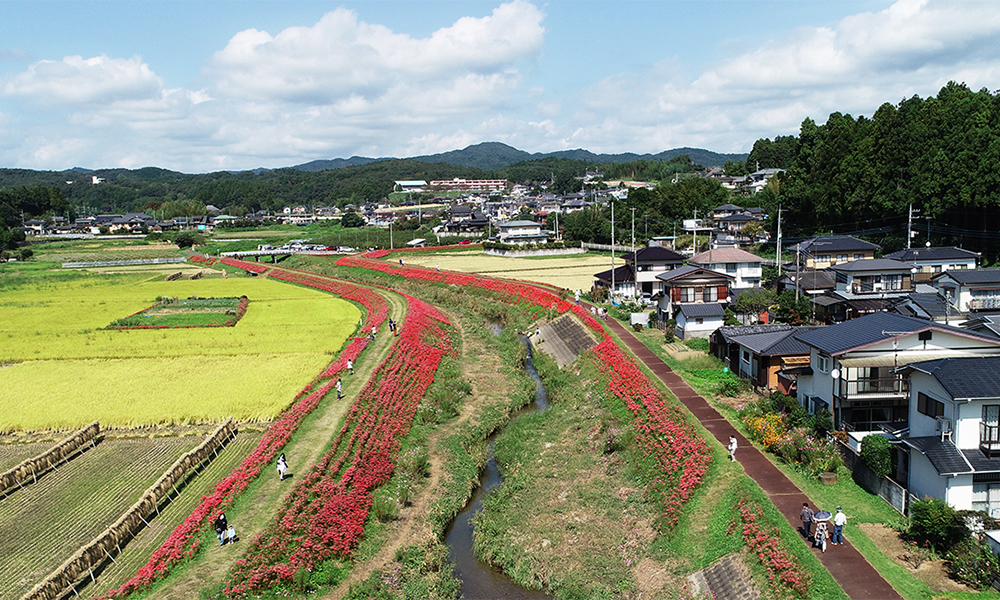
left=969, top=298, right=1000, bottom=312
left=840, top=376, right=909, bottom=400
left=981, top=422, right=1000, bottom=458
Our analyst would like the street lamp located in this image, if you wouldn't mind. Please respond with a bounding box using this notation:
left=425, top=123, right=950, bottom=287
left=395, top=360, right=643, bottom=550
left=830, top=368, right=841, bottom=430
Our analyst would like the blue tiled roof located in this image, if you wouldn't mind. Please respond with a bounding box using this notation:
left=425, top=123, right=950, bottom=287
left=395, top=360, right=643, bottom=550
left=905, top=356, right=1000, bottom=400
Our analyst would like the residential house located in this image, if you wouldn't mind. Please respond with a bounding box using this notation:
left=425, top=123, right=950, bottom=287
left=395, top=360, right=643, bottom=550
left=675, top=304, right=727, bottom=340
left=793, top=236, right=880, bottom=269
left=689, top=247, right=763, bottom=289
left=711, top=324, right=817, bottom=394
left=888, top=293, right=954, bottom=323
left=776, top=269, right=837, bottom=297
left=897, top=356, right=1000, bottom=518
left=712, top=204, right=745, bottom=220
left=794, top=313, right=1000, bottom=432
left=654, top=265, right=733, bottom=335
left=497, top=220, right=548, bottom=245
left=593, top=246, right=685, bottom=299
left=813, top=259, right=918, bottom=322
left=883, top=247, right=979, bottom=282
left=933, top=268, right=1000, bottom=313
left=961, top=315, right=1000, bottom=340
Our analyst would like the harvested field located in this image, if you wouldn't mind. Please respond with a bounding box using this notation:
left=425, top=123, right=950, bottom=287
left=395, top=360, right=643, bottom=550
left=0, top=431, right=260, bottom=600
left=391, top=250, right=614, bottom=291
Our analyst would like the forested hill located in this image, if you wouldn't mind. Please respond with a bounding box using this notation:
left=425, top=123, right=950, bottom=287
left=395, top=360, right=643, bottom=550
left=737, top=82, right=1000, bottom=260
left=292, top=143, right=746, bottom=172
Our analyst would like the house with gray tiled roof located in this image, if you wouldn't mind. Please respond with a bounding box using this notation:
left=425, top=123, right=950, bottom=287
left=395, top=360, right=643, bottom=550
left=932, top=268, right=1000, bottom=313
left=883, top=246, right=979, bottom=280
left=593, top=246, right=684, bottom=300
left=793, top=236, right=880, bottom=269
left=794, top=312, right=1000, bottom=432
left=689, top=247, right=763, bottom=289
left=896, top=356, right=1000, bottom=518
left=710, top=324, right=818, bottom=394
left=654, top=266, right=733, bottom=338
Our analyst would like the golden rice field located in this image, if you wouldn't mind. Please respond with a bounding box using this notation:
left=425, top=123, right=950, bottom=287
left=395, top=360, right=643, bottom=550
left=0, top=273, right=361, bottom=431
left=393, top=249, right=614, bottom=292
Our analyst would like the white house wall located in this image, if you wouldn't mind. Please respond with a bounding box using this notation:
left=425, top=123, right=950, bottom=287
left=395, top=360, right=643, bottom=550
left=907, top=373, right=955, bottom=439
left=908, top=452, right=949, bottom=502
left=946, top=475, right=974, bottom=511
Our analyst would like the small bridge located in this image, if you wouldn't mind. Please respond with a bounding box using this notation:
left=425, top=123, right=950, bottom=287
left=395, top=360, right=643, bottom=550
left=220, top=249, right=345, bottom=263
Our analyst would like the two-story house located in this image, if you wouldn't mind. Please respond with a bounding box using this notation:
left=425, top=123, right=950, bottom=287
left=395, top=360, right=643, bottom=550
left=497, top=220, right=548, bottom=246
left=593, top=246, right=685, bottom=300
left=897, top=356, right=1000, bottom=518
left=883, top=246, right=979, bottom=282
left=794, top=312, right=1000, bottom=432
left=689, top=247, right=763, bottom=289
left=655, top=266, right=733, bottom=339
left=793, top=236, right=881, bottom=269
left=814, top=259, right=918, bottom=322
left=932, top=268, right=1000, bottom=314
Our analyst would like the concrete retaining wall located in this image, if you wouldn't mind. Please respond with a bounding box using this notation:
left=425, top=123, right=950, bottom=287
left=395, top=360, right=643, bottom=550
left=22, top=419, right=235, bottom=600
left=0, top=422, right=100, bottom=496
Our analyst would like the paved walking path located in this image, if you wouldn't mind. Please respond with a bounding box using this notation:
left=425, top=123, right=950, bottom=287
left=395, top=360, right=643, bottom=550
left=604, top=318, right=903, bottom=600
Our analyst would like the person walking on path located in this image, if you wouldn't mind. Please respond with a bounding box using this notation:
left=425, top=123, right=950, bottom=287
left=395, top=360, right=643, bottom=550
left=276, top=453, right=288, bottom=481
left=336, top=379, right=342, bottom=400
left=214, top=513, right=228, bottom=546
left=371, top=324, right=377, bottom=339
left=800, top=503, right=814, bottom=539
left=728, top=435, right=738, bottom=462
left=814, top=519, right=829, bottom=553
left=833, top=506, right=847, bottom=545
left=346, top=359, right=353, bottom=375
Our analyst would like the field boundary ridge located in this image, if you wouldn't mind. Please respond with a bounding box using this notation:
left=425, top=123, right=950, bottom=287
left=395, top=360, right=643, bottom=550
left=23, top=419, right=236, bottom=600
left=0, top=421, right=100, bottom=497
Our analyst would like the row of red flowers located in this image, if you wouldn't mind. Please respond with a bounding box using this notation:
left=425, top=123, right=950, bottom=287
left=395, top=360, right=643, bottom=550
left=99, top=272, right=388, bottom=599
left=731, top=494, right=811, bottom=598
left=337, top=255, right=710, bottom=532
left=223, top=295, right=452, bottom=595
left=188, top=255, right=217, bottom=265
left=219, top=256, right=270, bottom=274
left=362, top=242, right=482, bottom=259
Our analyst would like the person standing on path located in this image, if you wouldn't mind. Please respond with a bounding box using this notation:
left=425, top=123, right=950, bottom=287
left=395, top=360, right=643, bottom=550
left=371, top=324, right=377, bottom=339
left=800, top=503, right=814, bottom=539
left=833, top=506, right=847, bottom=545
left=214, top=513, right=228, bottom=546
left=336, top=379, right=342, bottom=399
left=728, top=435, right=738, bottom=462
left=347, top=359, right=353, bottom=375
left=276, top=453, right=288, bottom=481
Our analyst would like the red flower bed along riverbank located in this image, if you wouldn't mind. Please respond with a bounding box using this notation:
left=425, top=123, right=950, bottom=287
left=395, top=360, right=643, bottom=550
left=99, top=272, right=388, bottom=599
left=338, top=255, right=711, bottom=533
left=732, top=494, right=811, bottom=598
left=223, top=296, right=452, bottom=595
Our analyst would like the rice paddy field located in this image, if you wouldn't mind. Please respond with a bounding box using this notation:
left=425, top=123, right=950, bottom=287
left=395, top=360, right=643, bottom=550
left=0, top=271, right=361, bottom=431
left=391, top=249, right=615, bottom=291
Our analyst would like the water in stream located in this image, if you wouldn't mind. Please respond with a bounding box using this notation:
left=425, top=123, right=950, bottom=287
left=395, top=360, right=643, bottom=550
left=444, top=336, right=550, bottom=599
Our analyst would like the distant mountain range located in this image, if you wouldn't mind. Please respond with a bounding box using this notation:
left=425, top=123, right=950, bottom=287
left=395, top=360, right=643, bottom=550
left=291, top=142, right=746, bottom=172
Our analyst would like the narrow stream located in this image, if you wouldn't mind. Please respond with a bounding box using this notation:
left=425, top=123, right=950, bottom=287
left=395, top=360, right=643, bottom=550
left=444, top=336, right=550, bottom=599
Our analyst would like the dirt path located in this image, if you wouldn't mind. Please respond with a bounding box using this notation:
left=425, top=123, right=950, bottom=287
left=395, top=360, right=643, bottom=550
left=323, top=311, right=514, bottom=599
left=145, top=289, right=407, bottom=599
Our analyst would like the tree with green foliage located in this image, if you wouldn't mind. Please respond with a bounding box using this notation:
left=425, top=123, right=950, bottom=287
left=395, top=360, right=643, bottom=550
left=906, top=498, right=969, bottom=553
left=341, top=212, right=366, bottom=228
left=860, top=434, right=891, bottom=478
left=175, top=231, right=204, bottom=249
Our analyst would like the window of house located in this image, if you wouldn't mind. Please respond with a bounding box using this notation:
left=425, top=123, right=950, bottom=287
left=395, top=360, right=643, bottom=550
left=885, top=275, right=903, bottom=290
left=695, top=318, right=704, bottom=325
left=917, top=392, right=945, bottom=418
left=742, top=349, right=751, bottom=363
left=725, top=263, right=737, bottom=273
left=816, top=354, right=830, bottom=373
left=703, top=286, right=718, bottom=302
left=837, top=254, right=848, bottom=262
left=854, top=253, right=864, bottom=260
left=973, top=474, right=1000, bottom=518
left=817, top=254, right=831, bottom=264
left=680, top=287, right=696, bottom=303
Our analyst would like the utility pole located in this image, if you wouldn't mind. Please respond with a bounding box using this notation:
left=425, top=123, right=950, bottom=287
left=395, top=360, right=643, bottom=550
left=692, top=209, right=698, bottom=254
left=907, top=203, right=920, bottom=250
left=776, top=205, right=782, bottom=276
left=611, top=201, right=616, bottom=305
left=389, top=219, right=393, bottom=250
left=631, top=207, right=637, bottom=300
left=795, top=244, right=801, bottom=303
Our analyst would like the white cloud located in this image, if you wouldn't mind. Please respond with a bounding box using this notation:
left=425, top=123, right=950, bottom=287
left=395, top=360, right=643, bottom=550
left=3, top=54, right=163, bottom=105
left=558, top=0, right=1000, bottom=154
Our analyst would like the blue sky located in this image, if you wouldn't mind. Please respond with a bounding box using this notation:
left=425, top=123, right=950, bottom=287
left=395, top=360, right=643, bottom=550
left=1, top=0, right=998, bottom=173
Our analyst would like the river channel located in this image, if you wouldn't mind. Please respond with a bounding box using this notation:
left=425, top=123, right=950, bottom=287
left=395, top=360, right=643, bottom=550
left=443, top=336, right=551, bottom=599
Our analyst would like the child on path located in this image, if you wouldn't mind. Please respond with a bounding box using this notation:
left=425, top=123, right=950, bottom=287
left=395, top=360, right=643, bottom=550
left=336, top=379, right=342, bottom=399
left=814, top=520, right=829, bottom=553
left=371, top=325, right=377, bottom=339
left=347, top=359, right=353, bottom=375
left=728, top=435, right=738, bottom=462
left=226, top=525, right=237, bottom=544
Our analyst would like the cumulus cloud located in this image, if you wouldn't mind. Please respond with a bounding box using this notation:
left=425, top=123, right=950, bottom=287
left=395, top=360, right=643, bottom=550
left=3, top=54, right=163, bottom=105
left=567, top=0, right=1000, bottom=154
left=207, top=0, right=544, bottom=106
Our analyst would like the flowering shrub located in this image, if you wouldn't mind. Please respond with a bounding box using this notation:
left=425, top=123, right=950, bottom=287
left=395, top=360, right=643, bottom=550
left=222, top=296, right=452, bottom=595
left=745, top=413, right=788, bottom=450
left=732, top=495, right=811, bottom=598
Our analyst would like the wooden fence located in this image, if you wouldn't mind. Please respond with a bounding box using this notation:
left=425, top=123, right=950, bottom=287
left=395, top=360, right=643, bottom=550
left=0, top=422, right=100, bottom=497
left=22, top=419, right=236, bottom=600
